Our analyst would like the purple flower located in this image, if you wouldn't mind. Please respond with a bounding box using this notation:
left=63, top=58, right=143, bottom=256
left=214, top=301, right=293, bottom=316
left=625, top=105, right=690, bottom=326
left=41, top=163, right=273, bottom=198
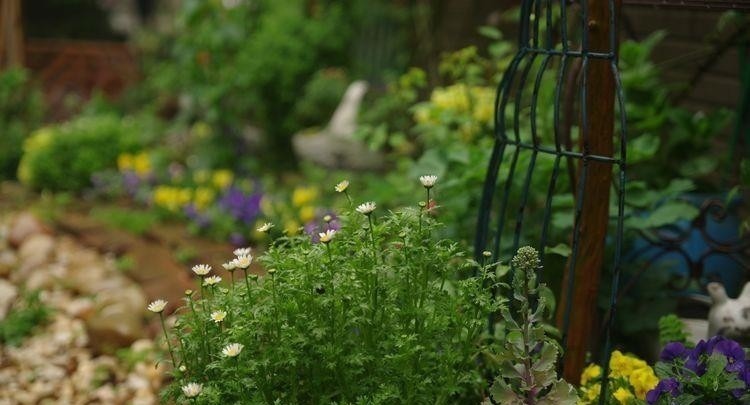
left=218, top=186, right=262, bottom=224
left=660, top=342, right=689, bottom=362
left=304, top=213, right=340, bottom=243
left=122, top=171, right=141, bottom=196
left=705, top=335, right=728, bottom=354
left=229, top=232, right=246, bottom=247
left=686, top=339, right=709, bottom=375
left=646, top=378, right=681, bottom=404
left=184, top=204, right=211, bottom=228
left=713, top=339, right=746, bottom=374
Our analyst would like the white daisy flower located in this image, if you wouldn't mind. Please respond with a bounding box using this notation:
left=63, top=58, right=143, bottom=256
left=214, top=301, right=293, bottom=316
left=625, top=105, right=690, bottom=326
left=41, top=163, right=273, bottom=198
left=222, top=343, right=244, bottom=357
left=203, top=275, right=222, bottom=286
left=318, top=229, right=336, bottom=244
left=222, top=261, right=236, bottom=271
left=334, top=180, right=349, bottom=193
left=147, top=299, right=167, bottom=313
left=192, top=264, right=212, bottom=276
left=419, top=175, right=438, bottom=188
left=178, top=365, right=187, bottom=372
left=233, top=254, right=252, bottom=269
left=233, top=247, right=252, bottom=257
left=256, top=222, right=274, bottom=233
left=210, top=310, right=227, bottom=323
left=181, top=382, right=203, bottom=398
left=356, top=202, right=376, bottom=215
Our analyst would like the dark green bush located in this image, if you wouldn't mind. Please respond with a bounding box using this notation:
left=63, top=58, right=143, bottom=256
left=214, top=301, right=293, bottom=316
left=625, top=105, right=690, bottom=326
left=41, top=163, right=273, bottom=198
left=0, top=68, right=44, bottom=180
left=17, top=114, right=154, bottom=192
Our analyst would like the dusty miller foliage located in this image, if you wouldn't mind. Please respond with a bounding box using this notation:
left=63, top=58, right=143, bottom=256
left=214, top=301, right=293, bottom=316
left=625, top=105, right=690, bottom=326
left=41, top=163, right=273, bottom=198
left=486, top=246, right=578, bottom=405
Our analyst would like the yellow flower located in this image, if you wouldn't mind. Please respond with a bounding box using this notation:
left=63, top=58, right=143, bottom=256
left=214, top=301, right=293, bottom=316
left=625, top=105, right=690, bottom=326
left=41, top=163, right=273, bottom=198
left=132, top=152, right=151, bottom=176
left=629, top=366, right=658, bottom=399
left=193, top=187, right=215, bottom=210
left=299, top=205, right=316, bottom=223
left=211, top=169, right=234, bottom=190
left=284, top=220, right=300, bottom=235
left=153, top=186, right=192, bottom=212
left=583, top=383, right=600, bottom=402
left=191, top=121, right=212, bottom=139
left=470, top=86, right=495, bottom=125
left=580, top=364, right=602, bottom=386
left=609, top=351, right=631, bottom=378
left=413, top=105, right=433, bottom=124
left=430, top=84, right=470, bottom=112
left=118, top=153, right=134, bottom=172
left=292, top=186, right=317, bottom=207
left=613, top=387, right=634, bottom=404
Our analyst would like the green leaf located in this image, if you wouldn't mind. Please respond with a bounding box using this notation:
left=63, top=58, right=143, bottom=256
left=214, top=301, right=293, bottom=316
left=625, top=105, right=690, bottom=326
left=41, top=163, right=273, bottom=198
left=679, top=156, right=718, bottom=178
left=538, top=380, right=579, bottom=405
left=506, top=331, right=525, bottom=353
left=532, top=344, right=558, bottom=372
left=545, top=243, right=571, bottom=258
left=478, top=26, right=502, bottom=40
left=629, top=134, right=660, bottom=163
left=625, top=201, right=699, bottom=230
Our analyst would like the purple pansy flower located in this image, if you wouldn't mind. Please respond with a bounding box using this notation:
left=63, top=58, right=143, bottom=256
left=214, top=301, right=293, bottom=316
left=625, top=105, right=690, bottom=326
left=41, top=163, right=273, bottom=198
left=184, top=204, right=211, bottom=229
left=713, top=339, right=746, bottom=374
left=218, top=186, right=262, bottom=224
left=646, top=378, right=681, bottom=404
left=122, top=171, right=141, bottom=196
left=661, top=342, right=689, bottom=362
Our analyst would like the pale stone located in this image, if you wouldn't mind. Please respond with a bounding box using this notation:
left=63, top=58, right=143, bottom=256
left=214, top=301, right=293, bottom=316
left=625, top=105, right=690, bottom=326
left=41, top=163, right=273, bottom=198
left=0, top=279, right=18, bottom=321
left=8, top=213, right=48, bottom=248
left=14, top=234, right=56, bottom=281
left=0, top=251, right=17, bottom=278
left=86, top=286, right=147, bottom=351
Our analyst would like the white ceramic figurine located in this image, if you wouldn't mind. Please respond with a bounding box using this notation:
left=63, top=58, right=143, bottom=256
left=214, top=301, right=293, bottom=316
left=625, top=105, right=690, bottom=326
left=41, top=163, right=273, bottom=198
left=707, top=281, right=750, bottom=342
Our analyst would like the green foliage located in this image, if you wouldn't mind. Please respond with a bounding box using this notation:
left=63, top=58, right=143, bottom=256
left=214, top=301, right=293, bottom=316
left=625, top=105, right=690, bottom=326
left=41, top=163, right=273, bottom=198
left=0, top=291, right=50, bottom=346
left=142, top=0, right=354, bottom=164
left=291, top=68, right=349, bottom=130
left=487, top=246, right=577, bottom=405
left=619, top=31, right=733, bottom=190
left=17, top=114, right=153, bottom=192
left=90, top=207, right=159, bottom=236
left=162, top=183, right=500, bottom=404
left=0, top=68, right=44, bottom=180
left=658, top=314, right=691, bottom=347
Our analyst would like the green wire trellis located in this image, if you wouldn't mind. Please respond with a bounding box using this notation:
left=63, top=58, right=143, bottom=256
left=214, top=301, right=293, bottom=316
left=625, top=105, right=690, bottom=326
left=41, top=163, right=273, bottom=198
left=474, top=0, right=627, bottom=402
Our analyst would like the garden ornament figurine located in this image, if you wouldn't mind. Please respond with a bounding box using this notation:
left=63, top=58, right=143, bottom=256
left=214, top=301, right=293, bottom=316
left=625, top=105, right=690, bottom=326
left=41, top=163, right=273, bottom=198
left=292, top=80, right=384, bottom=170
left=707, top=281, right=750, bottom=343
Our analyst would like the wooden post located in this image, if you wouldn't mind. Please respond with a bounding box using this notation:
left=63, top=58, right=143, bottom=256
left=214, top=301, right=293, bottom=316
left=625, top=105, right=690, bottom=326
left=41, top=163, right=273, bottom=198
left=557, top=0, right=618, bottom=382
left=0, top=0, right=24, bottom=68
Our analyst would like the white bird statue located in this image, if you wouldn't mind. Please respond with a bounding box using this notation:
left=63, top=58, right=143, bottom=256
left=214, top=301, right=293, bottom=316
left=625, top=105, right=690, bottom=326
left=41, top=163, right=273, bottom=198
left=707, top=282, right=750, bottom=343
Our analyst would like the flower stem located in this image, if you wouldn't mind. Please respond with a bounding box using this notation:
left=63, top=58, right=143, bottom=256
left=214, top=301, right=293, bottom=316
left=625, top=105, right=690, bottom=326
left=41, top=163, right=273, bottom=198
left=159, top=313, right=177, bottom=366
left=242, top=268, right=252, bottom=303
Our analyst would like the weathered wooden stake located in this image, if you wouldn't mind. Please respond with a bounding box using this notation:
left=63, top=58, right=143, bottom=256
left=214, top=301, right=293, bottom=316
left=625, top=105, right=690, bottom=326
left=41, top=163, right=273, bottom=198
left=0, top=0, right=24, bottom=68
left=557, top=0, right=618, bottom=382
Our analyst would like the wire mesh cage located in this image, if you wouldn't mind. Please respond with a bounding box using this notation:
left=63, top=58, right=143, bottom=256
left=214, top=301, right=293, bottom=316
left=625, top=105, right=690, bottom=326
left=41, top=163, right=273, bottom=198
left=474, top=0, right=628, bottom=396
